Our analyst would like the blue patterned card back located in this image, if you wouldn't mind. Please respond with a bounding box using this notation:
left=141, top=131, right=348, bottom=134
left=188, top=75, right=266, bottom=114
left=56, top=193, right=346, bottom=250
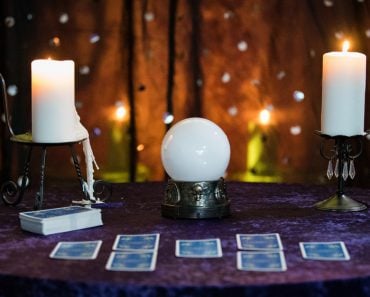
left=113, top=234, right=160, bottom=251
left=237, top=251, right=287, bottom=271
left=176, top=238, right=222, bottom=258
left=300, top=241, right=350, bottom=260
left=50, top=241, right=102, bottom=260
left=106, top=251, right=157, bottom=271
left=237, top=233, right=283, bottom=250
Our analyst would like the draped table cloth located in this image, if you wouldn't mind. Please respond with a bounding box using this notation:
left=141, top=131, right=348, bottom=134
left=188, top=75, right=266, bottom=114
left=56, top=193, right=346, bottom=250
left=1, top=181, right=370, bottom=297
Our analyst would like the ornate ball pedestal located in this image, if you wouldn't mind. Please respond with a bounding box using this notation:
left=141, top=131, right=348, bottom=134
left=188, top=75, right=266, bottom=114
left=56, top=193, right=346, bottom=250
left=161, top=178, right=230, bottom=219
left=315, top=132, right=367, bottom=212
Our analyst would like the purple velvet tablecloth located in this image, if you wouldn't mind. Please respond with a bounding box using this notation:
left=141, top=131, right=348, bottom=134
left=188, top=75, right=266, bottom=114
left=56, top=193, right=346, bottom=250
left=1, top=181, right=370, bottom=297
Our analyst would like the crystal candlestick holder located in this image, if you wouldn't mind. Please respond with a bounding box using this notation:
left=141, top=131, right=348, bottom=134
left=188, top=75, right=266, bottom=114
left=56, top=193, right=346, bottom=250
left=315, top=131, right=367, bottom=212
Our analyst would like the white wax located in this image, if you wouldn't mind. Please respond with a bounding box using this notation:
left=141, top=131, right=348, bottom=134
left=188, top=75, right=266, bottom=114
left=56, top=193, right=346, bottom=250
left=321, top=51, right=366, bottom=136
left=32, top=59, right=77, bottom=143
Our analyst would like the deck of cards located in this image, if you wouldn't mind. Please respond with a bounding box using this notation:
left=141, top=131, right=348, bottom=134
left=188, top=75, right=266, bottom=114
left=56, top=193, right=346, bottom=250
left=236, top=233, right=287, bottom=272
left=19, top=206, right=103, bottom=235
left=106, top=234, right=160, bottom=271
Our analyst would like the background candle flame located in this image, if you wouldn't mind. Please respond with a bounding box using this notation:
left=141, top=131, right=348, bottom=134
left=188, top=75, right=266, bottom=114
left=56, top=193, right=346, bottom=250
left=259, top=109, right=271, bottom=125
left=115, top=106, right=127, bottom=122
left=342, top=40, right=350, bottom=52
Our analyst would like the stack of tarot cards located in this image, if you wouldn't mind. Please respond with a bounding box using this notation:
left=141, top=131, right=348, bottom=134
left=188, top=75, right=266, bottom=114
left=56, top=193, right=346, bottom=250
left=19, top=206, right=103, bottom=235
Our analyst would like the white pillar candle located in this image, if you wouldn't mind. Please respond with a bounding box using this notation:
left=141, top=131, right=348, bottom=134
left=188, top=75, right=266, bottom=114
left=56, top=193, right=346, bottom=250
left=31, top=59, right=77, bottom=143
left=321, top=42, right=366, bottom=136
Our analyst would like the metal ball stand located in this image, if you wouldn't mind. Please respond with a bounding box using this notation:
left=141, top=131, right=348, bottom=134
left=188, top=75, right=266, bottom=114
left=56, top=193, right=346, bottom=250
left=161, top=177, right=230, bottom=219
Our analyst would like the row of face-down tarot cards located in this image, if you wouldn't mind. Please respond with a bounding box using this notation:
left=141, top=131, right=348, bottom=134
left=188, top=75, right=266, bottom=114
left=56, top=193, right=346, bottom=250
left=48, top=233, right=350, bottom=272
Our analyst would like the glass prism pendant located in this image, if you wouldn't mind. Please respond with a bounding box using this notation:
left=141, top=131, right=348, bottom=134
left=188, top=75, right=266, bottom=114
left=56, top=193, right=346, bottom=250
left=334, top=158, right=339, bottom=178
left=326, top=159, right=333, bottom=180
left=349, top=159, right=356, bottom=180
left=342, top=160, right=348, bottom=181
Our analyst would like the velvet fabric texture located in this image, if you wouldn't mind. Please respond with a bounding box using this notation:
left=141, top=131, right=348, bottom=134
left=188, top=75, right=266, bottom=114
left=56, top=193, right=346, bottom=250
left=1, top=181, right=370, bottom=296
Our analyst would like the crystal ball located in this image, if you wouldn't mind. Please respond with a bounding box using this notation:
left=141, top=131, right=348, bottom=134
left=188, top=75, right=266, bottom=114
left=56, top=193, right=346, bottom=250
left=161, top=117, right=230, bottom=182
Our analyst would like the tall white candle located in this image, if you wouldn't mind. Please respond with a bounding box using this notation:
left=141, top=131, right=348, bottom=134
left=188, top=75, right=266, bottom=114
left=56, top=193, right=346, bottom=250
left=321, top=41, right=366, bottom=136
left=32, top=59, right=77, bottom=143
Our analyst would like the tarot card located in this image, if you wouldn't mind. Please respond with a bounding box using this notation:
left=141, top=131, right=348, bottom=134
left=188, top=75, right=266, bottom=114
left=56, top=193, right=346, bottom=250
left=236, top=233, right=283, bottom=250
left=105, top=251, right=157, bottom=271
left=237, top=251, right=287, bottom=272
left=49, top=240, right=102, bottom=260
left=175, top=238, right=222, bottom=258
left=300, top=241, right=350, bottom=261
left=112, top=234, right=160, bottom=251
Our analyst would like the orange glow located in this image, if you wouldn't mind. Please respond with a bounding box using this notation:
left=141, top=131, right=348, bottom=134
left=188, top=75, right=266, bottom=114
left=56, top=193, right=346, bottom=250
left=259, top=109, right=271, bottom=125
left=342, top=40, right=350, bottom=52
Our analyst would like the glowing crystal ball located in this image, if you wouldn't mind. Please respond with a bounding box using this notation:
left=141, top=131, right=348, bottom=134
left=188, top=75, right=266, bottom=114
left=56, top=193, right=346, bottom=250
left=161, top=117, right=230, bottom=182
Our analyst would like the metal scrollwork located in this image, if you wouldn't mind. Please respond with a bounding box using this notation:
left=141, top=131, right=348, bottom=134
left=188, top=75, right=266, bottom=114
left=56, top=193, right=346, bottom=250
left=1, top=181, right=23, bottom=206
left=320, top=136, right=363, bottom=181
left=93, top=180, right=113, bottom=202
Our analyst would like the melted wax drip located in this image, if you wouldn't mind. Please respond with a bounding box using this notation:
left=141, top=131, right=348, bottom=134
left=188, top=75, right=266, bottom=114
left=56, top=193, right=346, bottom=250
left=82, top=138, right=99, bottom=201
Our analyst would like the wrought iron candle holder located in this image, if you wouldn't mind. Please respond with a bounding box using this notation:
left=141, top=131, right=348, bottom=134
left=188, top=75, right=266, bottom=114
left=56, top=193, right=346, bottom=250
left=0, top=139, right=112, bottom=210
left=315, top=131, right=367, bottom=212
left=0, top=73, right=111, bottom=210
left=161, top=178, right=230, bottom=219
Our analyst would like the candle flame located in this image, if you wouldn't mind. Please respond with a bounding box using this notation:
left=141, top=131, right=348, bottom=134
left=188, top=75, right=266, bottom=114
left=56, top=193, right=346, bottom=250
left=342, top=40, right=350, bottom=52
left=259, top=109, right=271, bottom=125
left=115, top=106, right=127, bottom=122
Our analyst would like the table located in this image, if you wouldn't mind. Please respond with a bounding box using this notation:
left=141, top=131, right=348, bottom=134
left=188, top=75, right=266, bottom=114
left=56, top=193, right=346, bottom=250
left=1, top=181, right=370, bottom=297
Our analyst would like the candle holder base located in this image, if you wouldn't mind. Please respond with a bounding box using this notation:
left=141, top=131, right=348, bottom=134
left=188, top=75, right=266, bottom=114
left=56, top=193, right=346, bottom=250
left=315, top=194, right=367, bottom=212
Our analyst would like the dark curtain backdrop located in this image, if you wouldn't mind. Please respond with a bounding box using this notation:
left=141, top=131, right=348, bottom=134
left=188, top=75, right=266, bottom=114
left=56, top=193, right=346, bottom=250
left=1, top=0, right=370, bottom=187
